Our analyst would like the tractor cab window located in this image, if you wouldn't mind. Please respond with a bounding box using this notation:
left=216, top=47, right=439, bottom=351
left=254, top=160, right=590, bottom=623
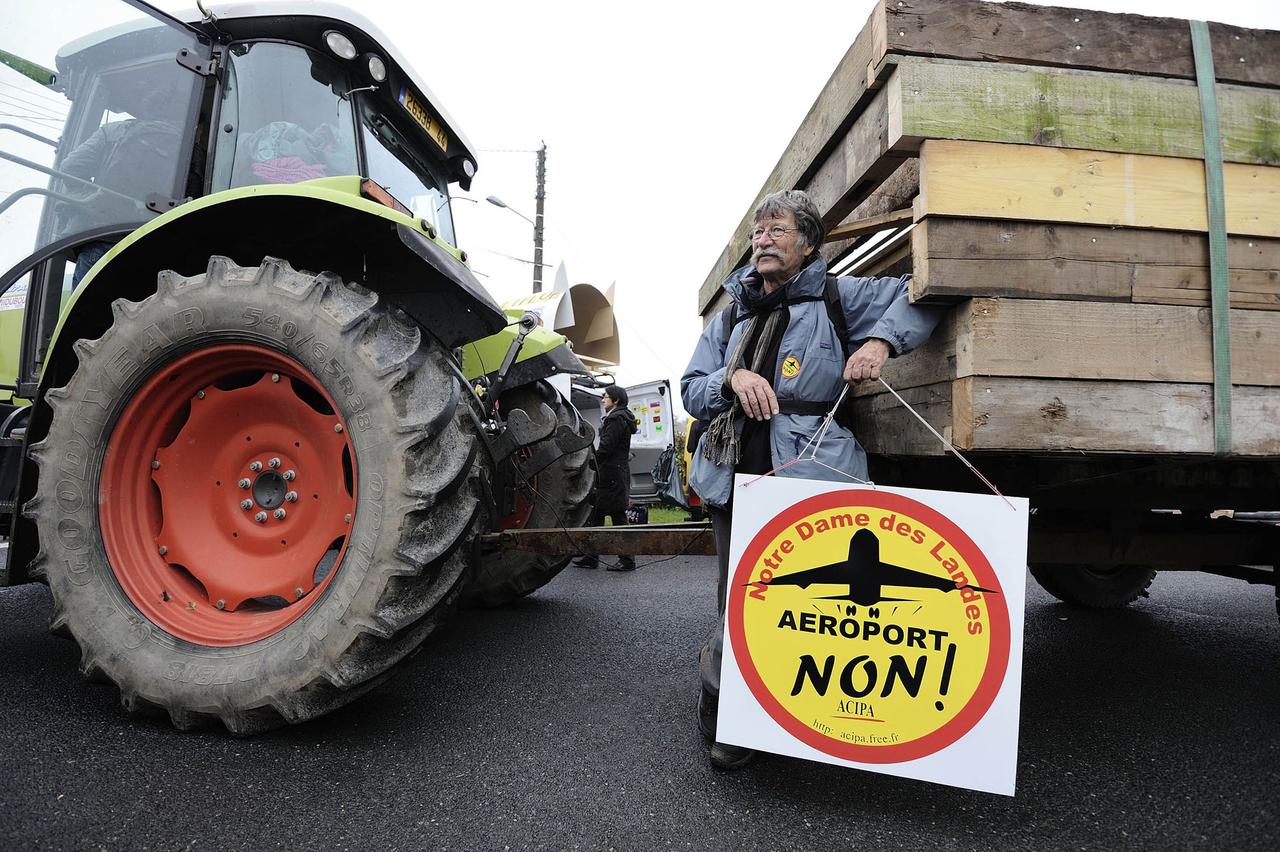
left=358, top=103, right=455, bottom=246
left=0, top=0, right=204, bottom=282
left=211, top=43, right=358, bottom=191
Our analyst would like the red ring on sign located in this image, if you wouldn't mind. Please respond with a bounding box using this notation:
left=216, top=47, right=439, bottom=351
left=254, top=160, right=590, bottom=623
left=726, top=489, right=1010, bottom=764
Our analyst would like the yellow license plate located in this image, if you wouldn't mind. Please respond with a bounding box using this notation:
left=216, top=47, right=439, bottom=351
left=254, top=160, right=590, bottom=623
left=399, top=87, right=449, bottom=154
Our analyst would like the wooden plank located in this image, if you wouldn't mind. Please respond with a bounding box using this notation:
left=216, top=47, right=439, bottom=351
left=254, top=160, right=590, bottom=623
left=889, top=57, right=1280, bottom=166
left=826, top=207, right=913, bottom=243
left=856, top=377, right=1280, bottom=456
left=917, top=140, right=1280, bottom=238
left=912, top=218, right=1280, bottom=308
left=853, top=381, right=950, bottom=456
left=956, top=378, right=1280, bottom=455
left=801, top=86, right=906, bottom=237
left=844, top=228, right=912, bottom=279
left=821, top=159, right=919, bottom=266
left=864, top=298, right=1280, bottom=392
left=885, top=0, right=1280, bottom=88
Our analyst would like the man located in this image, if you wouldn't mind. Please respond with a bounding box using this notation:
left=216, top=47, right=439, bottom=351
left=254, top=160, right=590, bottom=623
left=680, top=189, right=943, bottom=770
left=60, top=86, right=183, bottom=285
left=574, top=385, right=639, bottom=572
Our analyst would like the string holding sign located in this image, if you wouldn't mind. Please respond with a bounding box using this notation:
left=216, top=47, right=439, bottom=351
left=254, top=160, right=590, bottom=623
left=744, top=378, right=1016, bottom=511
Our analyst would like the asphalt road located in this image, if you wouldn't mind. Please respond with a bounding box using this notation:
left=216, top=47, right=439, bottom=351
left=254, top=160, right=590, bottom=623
left=1, top=551, right=1277, bottom=851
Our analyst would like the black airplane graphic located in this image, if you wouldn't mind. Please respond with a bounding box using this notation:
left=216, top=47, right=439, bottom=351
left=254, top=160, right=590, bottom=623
left=755, top=528, right=995, bottom=606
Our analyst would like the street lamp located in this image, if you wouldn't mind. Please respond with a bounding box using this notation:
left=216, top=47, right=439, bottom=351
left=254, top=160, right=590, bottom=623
left=486, top=192, right=545, bottom=293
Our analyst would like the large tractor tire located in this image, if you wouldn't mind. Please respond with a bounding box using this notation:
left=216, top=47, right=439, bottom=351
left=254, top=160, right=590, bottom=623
left=27, top=256, right=488, bottom=734
left=1029, top=563, right=1156, bottom=609
left=465, top=382, right=595, bottom=606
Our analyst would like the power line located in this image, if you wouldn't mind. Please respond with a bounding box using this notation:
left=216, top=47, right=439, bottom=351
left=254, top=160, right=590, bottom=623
left=0, top=111, right=63, bottom=129
left=0, top=90, right=66, bottom=118
left=0, top=80, right=68, bottom=110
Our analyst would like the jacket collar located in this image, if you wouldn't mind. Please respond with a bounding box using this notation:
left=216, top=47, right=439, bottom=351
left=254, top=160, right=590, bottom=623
left=723, top=254, right=828, bottom=306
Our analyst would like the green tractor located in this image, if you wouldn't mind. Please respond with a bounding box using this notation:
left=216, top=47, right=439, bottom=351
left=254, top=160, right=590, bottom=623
left=0, top=0, right=595, bottom=733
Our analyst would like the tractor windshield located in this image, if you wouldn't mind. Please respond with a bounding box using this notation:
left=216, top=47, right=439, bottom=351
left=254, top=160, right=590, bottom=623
left=0, top=0, right=205, bottom=284
left=210, top=41, right=358, bottom=192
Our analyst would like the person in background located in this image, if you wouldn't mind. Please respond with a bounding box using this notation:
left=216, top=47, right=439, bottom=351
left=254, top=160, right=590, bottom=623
left=574, top=385, right=639, bottom=572
left=680, top=189, right=943, bottom=770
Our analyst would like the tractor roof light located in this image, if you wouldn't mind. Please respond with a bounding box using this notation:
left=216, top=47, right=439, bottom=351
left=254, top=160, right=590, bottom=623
left=460, top=158, right=476, bottom=179
left=324, top=30, right=358, bottom=60
left=366, top=54, right=387, bottom=83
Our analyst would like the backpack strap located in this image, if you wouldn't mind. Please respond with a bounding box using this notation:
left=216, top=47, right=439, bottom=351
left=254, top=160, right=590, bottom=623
left=824, top=273, right=850, bottom=361
left=718, top=301, right=740, bottom=344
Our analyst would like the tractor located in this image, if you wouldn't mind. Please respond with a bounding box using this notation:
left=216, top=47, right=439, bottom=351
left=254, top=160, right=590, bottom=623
left=0, top=0, right=596, bottom=733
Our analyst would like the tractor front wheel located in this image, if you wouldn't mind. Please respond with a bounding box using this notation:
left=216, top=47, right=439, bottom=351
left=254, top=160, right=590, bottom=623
left=465, top=382, right=595, bottom=605
left=28, top=257, right=487, bottom=733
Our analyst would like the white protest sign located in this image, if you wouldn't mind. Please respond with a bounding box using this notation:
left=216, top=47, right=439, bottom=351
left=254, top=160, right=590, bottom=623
left=717, top=474, right=1028, bottom=796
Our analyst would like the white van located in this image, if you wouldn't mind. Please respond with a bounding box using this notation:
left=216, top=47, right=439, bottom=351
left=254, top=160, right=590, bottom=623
left=572, top=379, right=676, bottom=505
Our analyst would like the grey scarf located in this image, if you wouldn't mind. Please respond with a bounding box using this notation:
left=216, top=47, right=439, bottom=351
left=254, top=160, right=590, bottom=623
left=700, top=306, right=786, bottom=467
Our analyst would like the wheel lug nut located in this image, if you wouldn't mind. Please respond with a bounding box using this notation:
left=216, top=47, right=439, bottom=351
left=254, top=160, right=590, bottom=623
left=344, top=513, right=352, bottom=523
left=158, top=545, right=168, bottom=556
left=240, top=499, right=253, bottom=510
left=271, top=373, right=280, bottom=383
left=334, top=423, right=344, bottom=433
left=268, top=457, right=281, bottom=469
left=255, top=511, right=267, bottom=523
left=195, top=390, right=205, bottom=399
left=273, top=508, right=287, bottom=520
left=249, top=461, right=263, bottom=472
left=285, top=491, right=298, bottom=503
left=151, top=459, right=161, bottom=470
left=239, top=478, right=251, bottom=489
left=283, top=470, right=296, bottom=481
left=215, top=599, right=226, bottom=610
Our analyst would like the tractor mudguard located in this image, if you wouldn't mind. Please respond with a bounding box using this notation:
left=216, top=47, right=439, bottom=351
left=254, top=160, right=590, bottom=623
left=43, top=176, right=506, bottom=393
left=462, top=315, right=590, bottom=388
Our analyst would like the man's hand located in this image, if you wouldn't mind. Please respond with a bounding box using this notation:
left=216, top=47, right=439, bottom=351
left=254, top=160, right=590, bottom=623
left=843, top=338, right=891, bottom=383
left=729, top=369, right=779, bottom=420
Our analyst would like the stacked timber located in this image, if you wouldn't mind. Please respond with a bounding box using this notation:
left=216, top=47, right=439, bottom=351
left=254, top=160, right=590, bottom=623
left=697, top=0, right=1280, bottom=459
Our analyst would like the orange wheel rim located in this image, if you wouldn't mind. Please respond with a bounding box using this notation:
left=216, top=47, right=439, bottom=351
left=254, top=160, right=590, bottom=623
left=100, top=344, right=357, bottom=646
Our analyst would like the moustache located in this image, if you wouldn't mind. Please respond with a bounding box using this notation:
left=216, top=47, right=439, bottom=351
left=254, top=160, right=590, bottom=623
left=753, top=248, right=782, bottom=262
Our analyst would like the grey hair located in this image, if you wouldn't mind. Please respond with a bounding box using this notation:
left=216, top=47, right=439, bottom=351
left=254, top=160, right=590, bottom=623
left=752, top=190, right=824, bottom=250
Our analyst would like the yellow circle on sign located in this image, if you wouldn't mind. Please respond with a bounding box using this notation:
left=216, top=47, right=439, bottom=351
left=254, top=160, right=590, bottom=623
left=781, top=356, right=801, bottom=378
left=728, top=490, right=1010, bottom=764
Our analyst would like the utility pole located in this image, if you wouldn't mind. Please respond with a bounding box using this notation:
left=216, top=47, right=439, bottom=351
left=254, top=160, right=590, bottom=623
left=532, top=141, right=546, bottom=293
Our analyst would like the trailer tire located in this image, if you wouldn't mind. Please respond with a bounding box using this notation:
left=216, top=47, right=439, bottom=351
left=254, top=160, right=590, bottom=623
left=27, top=256, right=487, bottom=734
left=1029, top=563, right=1156, bottom=609
left=465, top=382, right=596, bottom=606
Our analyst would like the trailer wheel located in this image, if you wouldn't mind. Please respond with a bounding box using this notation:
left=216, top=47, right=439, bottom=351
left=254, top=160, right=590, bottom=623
left=465, top=382, right=596, bottom=606
left=27, top=257, right=487, bottom=734
left=1029, top=563, right=1156, bottom=609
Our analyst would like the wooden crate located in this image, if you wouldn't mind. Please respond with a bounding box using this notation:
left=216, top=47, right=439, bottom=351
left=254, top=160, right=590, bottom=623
left=698, top=0, right=1280, bottom=462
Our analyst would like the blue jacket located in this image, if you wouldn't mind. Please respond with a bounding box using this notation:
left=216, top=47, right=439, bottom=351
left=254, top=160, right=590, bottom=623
left=681, top=255, right=943, bottom=508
